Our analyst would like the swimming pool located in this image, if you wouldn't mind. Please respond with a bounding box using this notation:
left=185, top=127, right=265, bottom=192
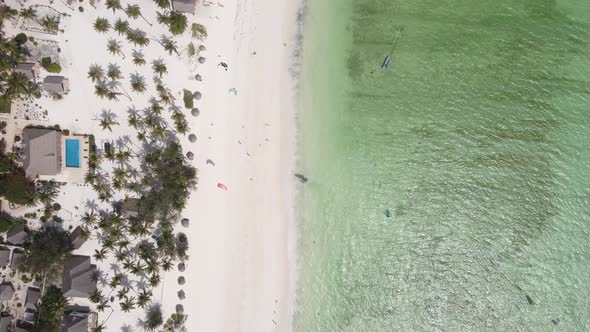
left=65, top=139, right=81, bottom=168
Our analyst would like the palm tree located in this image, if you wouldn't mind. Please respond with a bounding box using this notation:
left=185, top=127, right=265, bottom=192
left=94, top=82, right=109, bottom=98
left=87, top=64, right=104, bottom=82
left=127, top=112, right=142, bottom=129
left=100, top=110, right=119, bottom=132
left=136, top=131, right=147, bottom=142
left=36, top=180, right=60, bottom=205
left=0, top=5, right=17, bottom=23
left=92, top=323, right=106, bottom=332
left=4, top=72, right=37, bottom=99
left=19, top=7, right=39, bottom=24
left=41, top=15, right=59, bottom=33
left=126, top=29, right=150, bottom=47
left=107, top=39, right=125, bottom=58
left=161, top=257, right=173, bottom=271
left=136, top=290, right=152, bottom=308
left=132, top=50, right=146, bottom=66
left=168, top=11, right=187, bottom=35
left=130, top=73, right=146, bottom=93
left=82, top=211, right=97, bottom=227
left=94, top=17, right=110, bottom=33
left=153, top=0, right=171, bottom=9
left=114, top=18, right=129, bottom=35
left=149, top=273, right=161, bottom=288
left=125, top=4, right=152, bottom=25
left=107, top=64, right=123, bottom=80
left=94, top=248, right=109, bottom=261
left=159, top=36, right=179, bottom=55
left=120, top=296, right=136, bottom=312
left=105, top=0, right=122, bottom=13
left=151, top=60, right=167, bottom=77
left=88, top=288, right=103, bottom=304
left=96, top=300, right=110, bottom=312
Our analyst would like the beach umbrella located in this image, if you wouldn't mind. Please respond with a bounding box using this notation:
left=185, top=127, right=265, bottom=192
left=176, top=304, right=184, bottom=314
left=188, top=134, right=197, bottom=143
left=178, top=276, right=185, bottom=285
left=177, top=290, right=185, bottom=300
left=191, top=108, right=200, bottom=117
left=199, top=45, right=206, bottom=52
left=198, top=57, right=206, bottom=64
left=178, top=263, right=185, bottom=272
left=193, top=91, right=202, bottom=100
left=195, top=74, right=202, bottom=81
left=181, top=218, right=189, bottom=227
left=217, top=183, right=228, bottom=190
left=186, top=151, right=194, bottom=160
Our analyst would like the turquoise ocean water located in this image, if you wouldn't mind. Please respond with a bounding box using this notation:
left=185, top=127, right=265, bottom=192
left=296, top=0, right=590, bottom=331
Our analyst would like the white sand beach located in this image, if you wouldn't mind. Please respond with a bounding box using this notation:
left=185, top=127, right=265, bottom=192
left=1, top=0, right=299, bottom=330
left=179, top=0, right=298, bottom=330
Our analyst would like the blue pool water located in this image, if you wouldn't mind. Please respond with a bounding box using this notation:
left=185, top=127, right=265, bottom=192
left=65, top=139, right=81, bottom=168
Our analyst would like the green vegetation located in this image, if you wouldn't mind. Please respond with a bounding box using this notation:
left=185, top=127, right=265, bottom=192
left=114, top=18, right=129, bottom=35
left=157, top=10, right=187, bottom=35
left=144, top=303, right=164, bottom=331
left=94, top=17, right=110, bottom=33
left=20, top=226, right=73, bottom=277
left=0, top=167, right=35, bottom=206
left=182, top=89, right=193, bottom=109
left=163, top=313, right=187, bottom=331
left=0, top=95, right=10, bottom=113
left=0, top=212, right=21, bottom=232
left=106, top=0, right=122, bottom=13
left=41, top=57, right=62, bottom=73
left=37, top=286, right=68, bottom=332
left=40, top=15, right=59, bottom=33
left=191, top=23, right=207, bottom=40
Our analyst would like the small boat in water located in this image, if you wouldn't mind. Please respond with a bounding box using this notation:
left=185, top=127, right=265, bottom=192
left=381, top=26, right=404, bottom=70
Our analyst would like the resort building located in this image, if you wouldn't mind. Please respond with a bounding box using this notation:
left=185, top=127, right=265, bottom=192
left=22, top=128, right=62, bottom=179
left=62, top=255, right=97, bottom=298
left=6, top=224, right=28, bottom=245
left=0, top=282, right=15, bottom=302
left=173, top=0, right=197, bottom=14
left=0, top=249, right=9, bottom=267
left=61, top=314, right=89, bottom=332
left=120, top=198, right=142, bottom=219
left=69, top=226, right=87, bottom=250
left=24, top=287, right=41, bottom=310
left=43, top=76, right=70, bottom=94
left=10, top=251, right=23, bottom=271
left=14, top=63, right=40, bottom=81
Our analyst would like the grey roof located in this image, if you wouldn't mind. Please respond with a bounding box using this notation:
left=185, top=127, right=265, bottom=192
left=0, top=316, right=11, bottom=332
left=0, top=250, right=9, bottom=267
left=61, top=315, right=88, bottom=332
left=120, top=198, right=141, bottom=218
left=6, top=224, right=28, bottom=245
left=0, top=282, right=14, bottom=301
left=69, top=226, right=87, bottom=250
left=25, top=287, right=41, bottom=309
left=15, top=63, right=37, bottom=80
left=10, top=251, right=23, bottom=271
left=173, top=0, right=197, bottom=14
left=43, top=75, right=68, bottom=93
left=62, top=255, right=97, bottom=298
left=22, top=128, right=61, bottom=179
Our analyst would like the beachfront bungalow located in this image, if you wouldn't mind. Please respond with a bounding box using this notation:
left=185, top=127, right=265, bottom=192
left=173, top=0, right=197, bottom=14
left=0, top=249, right=9, bottom=267
left=14, top=63, right=40, bottom=81
left=6, top=224, right=28, bottom=245
left=43, top=76, right=70, bottom=94
left=62, top=255, right=97, bottom=298
left=0, top=282, right=14, bottom=301
left=10, top=251, right=23, bottom=271
left=119, top=198, right=142, bottom=219
left=61, top=314, right=89, bottom=332
left=22, top=128, right=62, bottom=179
left=69, top=226, right=87, bottom=250
left=25, top=287, right=41, bottom=310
